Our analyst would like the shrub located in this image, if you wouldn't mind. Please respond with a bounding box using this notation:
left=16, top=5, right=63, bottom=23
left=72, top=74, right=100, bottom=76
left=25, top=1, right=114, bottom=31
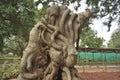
left=0, top=60, right=20, bottom=80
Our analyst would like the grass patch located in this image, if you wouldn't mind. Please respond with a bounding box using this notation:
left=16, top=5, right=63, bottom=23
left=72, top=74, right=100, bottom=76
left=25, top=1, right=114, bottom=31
left=0, top=56, right=21, bottom=60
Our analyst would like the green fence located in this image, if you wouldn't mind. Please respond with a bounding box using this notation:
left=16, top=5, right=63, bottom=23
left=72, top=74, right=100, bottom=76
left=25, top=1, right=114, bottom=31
left=77, top=48, right=120, bottom=65
left=78, top=52, right=120, bottom=62
left=76, top=48, right=120, bottom=72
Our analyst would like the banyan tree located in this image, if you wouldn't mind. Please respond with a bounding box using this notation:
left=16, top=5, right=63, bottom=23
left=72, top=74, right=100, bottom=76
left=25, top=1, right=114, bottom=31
left=17, top=5, right=91, bottom=80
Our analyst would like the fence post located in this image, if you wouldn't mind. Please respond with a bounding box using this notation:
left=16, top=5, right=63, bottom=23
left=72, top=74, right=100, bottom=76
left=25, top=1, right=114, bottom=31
left=104, top=52, right=107, bottom=72
left=92, top=52, right=94, bottom=65
left=102, top=50, right=106, bottom=72
left=115, top=50, right=118, bottom=65
left=85, top=49, right=87, bottom=66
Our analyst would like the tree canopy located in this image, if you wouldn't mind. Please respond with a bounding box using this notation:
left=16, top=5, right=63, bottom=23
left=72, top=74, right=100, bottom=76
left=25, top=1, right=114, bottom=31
left=0, top=0, right=45, bottom=54
left=35, top=0, right=120, bottom=31
left=108, top=28, right=120, bottom=48
left=80, top=27, right=104, bottom=48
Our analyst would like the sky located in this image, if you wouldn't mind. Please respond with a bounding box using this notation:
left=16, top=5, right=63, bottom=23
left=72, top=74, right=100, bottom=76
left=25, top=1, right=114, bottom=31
left=90, top=19, right=118, bottom=46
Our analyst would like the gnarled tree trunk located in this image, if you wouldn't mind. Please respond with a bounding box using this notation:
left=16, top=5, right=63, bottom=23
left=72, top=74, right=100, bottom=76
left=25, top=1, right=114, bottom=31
left=17, top=5, right=91, bottom=80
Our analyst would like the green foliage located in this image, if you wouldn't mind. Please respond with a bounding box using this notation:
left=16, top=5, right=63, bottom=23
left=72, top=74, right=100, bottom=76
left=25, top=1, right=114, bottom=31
left=80, top=27, right=104, bottom=48
left=0, top=60, right=20, bottom=80
left=0, top=0, right=35, bottom=36
left=0, top=0, right=45, bottom=54
left=4, top=37, right=27, bottom=56
left=35, top=0, right=120, bottom=30
left=35, top=0, right=79, bottom=7
left=108, top=28, right=120, bottom=48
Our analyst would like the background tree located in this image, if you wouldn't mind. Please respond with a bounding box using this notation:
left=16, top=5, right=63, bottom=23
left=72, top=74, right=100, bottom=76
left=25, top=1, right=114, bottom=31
left=0, top=0, right=45, bottom=55
left=108, top=28, right=120, bottom=48
left=35, top=0, right=120, bottom=30
left=80, top=27, right=104, bottom=48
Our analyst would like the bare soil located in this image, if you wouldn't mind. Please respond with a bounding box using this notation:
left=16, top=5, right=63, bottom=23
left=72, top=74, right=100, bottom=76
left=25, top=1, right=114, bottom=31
left=76, top=65, right=120, bottom=80
left=9, top=72, right=120, bottom=80
left=78, top=72, right=120, bottom=80
left=9, top=66, right=120, bottom=80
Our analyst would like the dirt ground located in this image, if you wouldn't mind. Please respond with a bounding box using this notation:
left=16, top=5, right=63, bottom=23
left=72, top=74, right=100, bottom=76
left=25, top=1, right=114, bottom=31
left=9, top=72, right=120, bottom=80
left=9, top=66, right=120, bottom=80
left=76, top=65, right=120, bottom=80
left=78, top=72, right=120, bottom=80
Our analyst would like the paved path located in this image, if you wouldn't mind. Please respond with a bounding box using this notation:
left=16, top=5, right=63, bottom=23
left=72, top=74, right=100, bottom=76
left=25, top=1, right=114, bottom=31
left=75, top=65, right=120, bottom=72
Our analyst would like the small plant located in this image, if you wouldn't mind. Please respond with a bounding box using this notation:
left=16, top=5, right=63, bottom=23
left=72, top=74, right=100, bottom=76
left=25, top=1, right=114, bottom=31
left=0, top=60, right=20, bottom=80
